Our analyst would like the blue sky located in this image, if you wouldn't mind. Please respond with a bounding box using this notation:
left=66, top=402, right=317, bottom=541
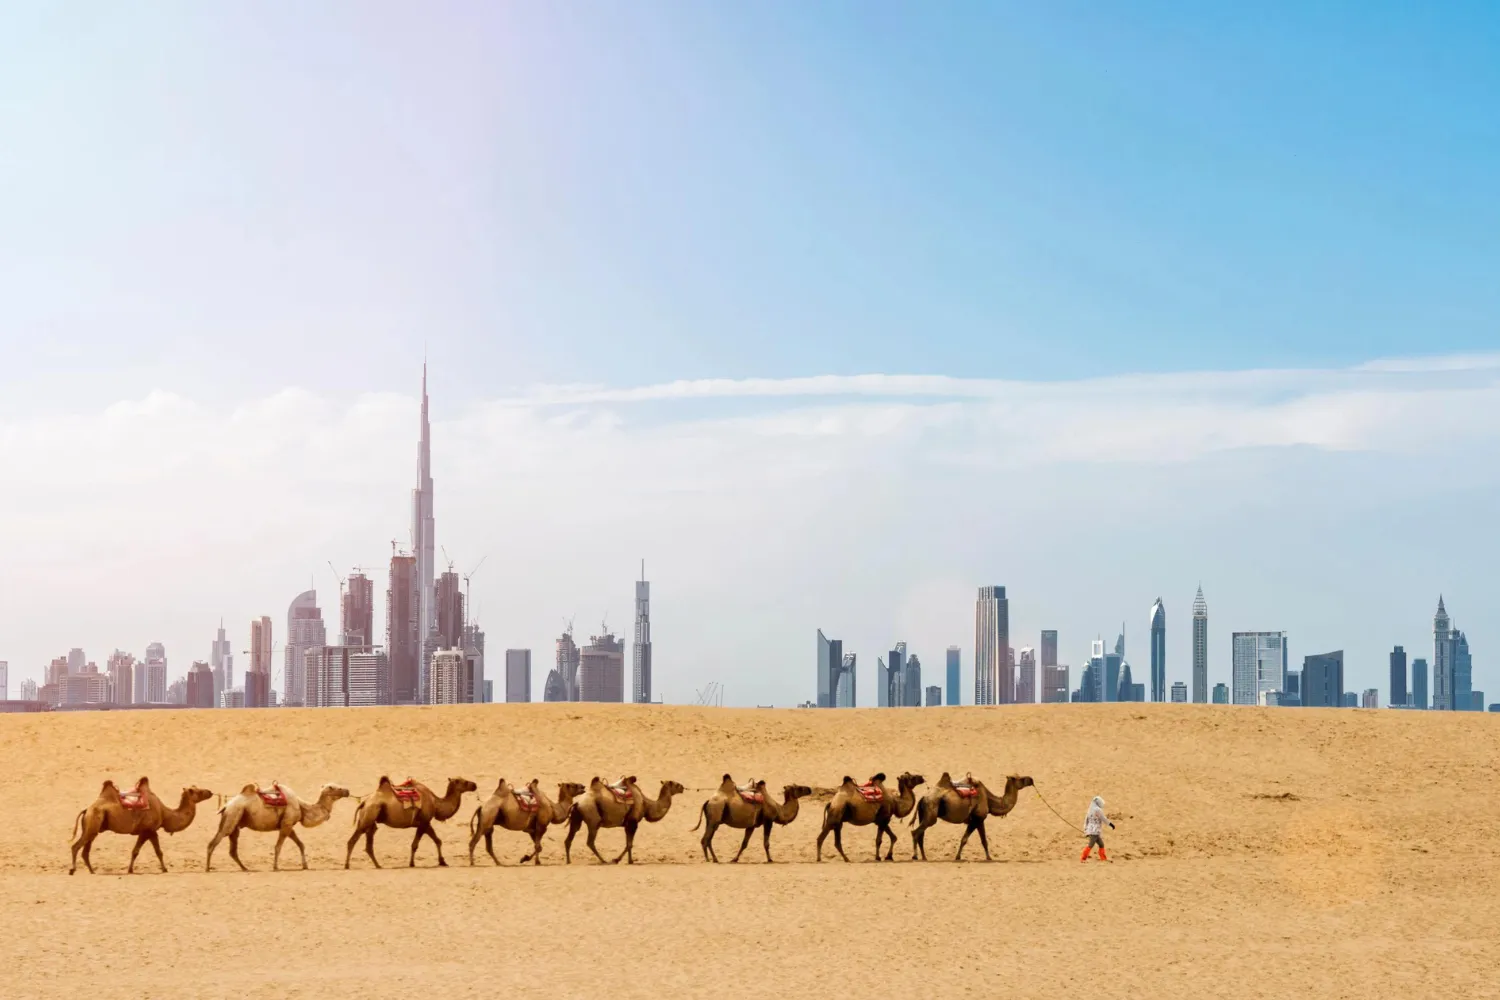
left=1, top=6, right=1497, bottom=704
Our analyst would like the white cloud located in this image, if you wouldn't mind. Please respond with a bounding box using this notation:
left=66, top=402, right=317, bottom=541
left=1, top=352, right=1497, bottom=705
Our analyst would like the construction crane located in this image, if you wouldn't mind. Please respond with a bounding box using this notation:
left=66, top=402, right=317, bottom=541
left=462, top=554, right=488, bottom=624
left=326, top=561, right=346, bottom=603
left=694, top=681, right=723, bottom=707
left=440, top=546, right=456, bottom=576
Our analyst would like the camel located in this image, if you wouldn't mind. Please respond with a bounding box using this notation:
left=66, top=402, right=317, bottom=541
left=564, top=776, right=684, bottom=864
left=69, top=778, right=213, bottom=875
left=690, top=775, right=814, bottom=863
left=815, top=771, right=924, bottom=863
left=344, top=776, right=476, bottom=869
left=467, top=778, right=585, bottom=866
left=205, top=782, right=350, bottom=871
left=910, top=772, right=1034, bottom=861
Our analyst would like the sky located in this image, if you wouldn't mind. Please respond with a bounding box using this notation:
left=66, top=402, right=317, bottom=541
left=1, top=4, right=1497, bottom=705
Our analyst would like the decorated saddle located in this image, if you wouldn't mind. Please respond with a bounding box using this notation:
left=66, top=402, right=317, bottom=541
left=855, top=781, right=885, bottom=803
left=257, top=783, right=288, bottom=807
left=514, top=787, right=539, bottom=812
left=952, top=783, right=980, bottom=799
left=120, top=778, right=150, bottom=810
left=737, top=783, right=764, bottom=805
left=606, top=778, right=634, bottom=803
left=392, top=779, right=422, bottom=806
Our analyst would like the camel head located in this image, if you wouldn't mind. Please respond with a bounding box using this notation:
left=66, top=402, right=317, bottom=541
left=659, top=780, right=685, bottom=798
left=184, top=787, right=214, bottom=805
left=447, top=777, right=479, bottom=797
left=1006, top=775, right=1035, bottom=793
left=782, top=784, right=813, bottom=801
left=319, top=784, right=351, bottom=801
left=897, top=772, right=925, bottom=791
left=557, top=782, right=586, bottom=800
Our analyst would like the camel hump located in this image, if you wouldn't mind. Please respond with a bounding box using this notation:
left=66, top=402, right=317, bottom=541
left=135, top=777, right=150, bottom=791
left=870, top=773, right=886, bottom=784
left=841, top=775, right=856, bottom=787
left=625, top=775, right=638, bottom=785
left=100, top=779, right=120, bottom=796
left=240, top=783, right=258, bottom=796
left=937, top=772, right=954, bottom=788
left=377, top=775, right=393, bottom=788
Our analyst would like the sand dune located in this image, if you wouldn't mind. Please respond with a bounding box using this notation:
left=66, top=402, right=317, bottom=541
left=2, top=702, right=1497, bottom=997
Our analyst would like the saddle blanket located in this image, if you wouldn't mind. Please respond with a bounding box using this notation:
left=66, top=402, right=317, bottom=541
left=257, top=785, right=288, bottom=807
left=120, top=792, right=149, bottom=810
left=607, top=783, right=634, bottom=803
left=514, top=789, right=539, bottom=812
left=953, top=784, right=979, bottom=799
left=856, top=783, right=884, bottom=803
left=393, top=780, right=422, bottom=805
left=737, top=785, right=764, bottom=804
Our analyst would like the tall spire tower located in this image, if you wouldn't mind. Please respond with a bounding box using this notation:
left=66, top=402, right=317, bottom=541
left=412, top=363, right=436, bottom=701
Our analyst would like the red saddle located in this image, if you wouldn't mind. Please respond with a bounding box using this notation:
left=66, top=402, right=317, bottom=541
left=120, top=792, right=149, bottom=811
left=953, top=784, right=979, bottom=799
left=514, top=789, right=539, bottom=812
left=606, top=781, right=634, bottom=803
left=737, top=784, right=764, bottom=804
left=856, top=782, right=884, bottom=803
left=393, top=779, right=422, bottom=804
left=257, top=785, right=288, bottom=807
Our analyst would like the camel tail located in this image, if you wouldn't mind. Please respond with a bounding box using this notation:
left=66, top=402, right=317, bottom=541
left=469, top=806, right=479, bottom=835
left=71, top=809, right=84, bottom=841
left=690, top=802, right=706, bottom=832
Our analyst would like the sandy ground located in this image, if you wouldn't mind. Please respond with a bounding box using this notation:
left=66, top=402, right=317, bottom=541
left=2, top=702, right=1498, bottom=998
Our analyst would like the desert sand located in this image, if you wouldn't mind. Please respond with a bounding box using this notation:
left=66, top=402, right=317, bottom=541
left=3, top=702, right=1498, bottom=998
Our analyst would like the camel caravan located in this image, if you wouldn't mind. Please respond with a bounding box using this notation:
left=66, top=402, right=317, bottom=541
left=67, top=770, right=1035, bottom=873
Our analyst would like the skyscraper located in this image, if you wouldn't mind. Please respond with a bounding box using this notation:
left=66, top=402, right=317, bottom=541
left=888, top=642, right=907, bottom=708
left=1212, top=682, right=1229, bottom=704
left=285, top=590, right=325, bottom=707
left=1040, top=631, right=1058, bottom=670
left=143, top=642, right=167, bottom=704
left=246, top=616, right=273, bottom=708
left=816, top=630, right=843, bottom=708
left=1170, top=681, right=1187, bottom=703
left=1149, top=598, right=1166, bottom=703
left=903, top=653, right=923, bottom=707
left=343, top=573, right=375, bottom=649
left=579, top=628, right=625, bottom=702
left=1389, top=646, right=1407, bottom=708
left=505, top=649, right=532, bottom=703
left=1231, top=632, right=1286, bottom=706
left=307, top=646, right=391, bottom=707
left=1191, top=587, right=1208, bottom=704
left=186, top=661, right=214, bottom=708
left=1411, top=657, right=1429, bottom=709
left=632, top=561, right=652, bottom=704
left=1449, top=629, right=1473, bottom=712
left=386, top=552, right=419, bottom=704
left=67, top=648, right=85, bottom=674
left=108, top=650, right=134, bottom=706
left=945, top=647, right=960, bottom=706
left=1041, top=665, right=1069, bottom=703
left=210, top=620, right=233, bottom=707
left=462, top=622, right=485, bottom=705
left=0, top=661, right=6, bottom=702
left=876, top=657, right=888, bottom=707
left=412, top=364, right=436, bottom=703
left=837, top=652, right=857, bottom=707
left=1016, top=647, right=1036, bottom=704
left=1302, top=651, right=1344, bottom=708
left=1433, top=596, right=1452, bottom=711
left=975, top=586, right=1010, bottom=705
left=556, top=625, right=580, bottom=701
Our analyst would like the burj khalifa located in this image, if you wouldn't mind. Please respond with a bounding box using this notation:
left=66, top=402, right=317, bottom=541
left=412, top=364, right=436, bottom=701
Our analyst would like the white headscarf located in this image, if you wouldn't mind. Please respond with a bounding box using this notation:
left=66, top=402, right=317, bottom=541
left=1091, top=796, right=1105, bottom=809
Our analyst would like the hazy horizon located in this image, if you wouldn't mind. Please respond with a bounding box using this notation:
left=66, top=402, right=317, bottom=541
left=3, top=6, right=1498, bottom=705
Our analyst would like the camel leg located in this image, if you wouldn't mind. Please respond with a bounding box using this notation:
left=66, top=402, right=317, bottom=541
left=284, top=828, right=308, bottom=870
left=228, top=829, right=248, bottom=872
left=975, top=819, right=992, bottom=861
left=273, top=830, right=286, bottom=871
left=79, top=832, right=96, bottom=875
left=429, top=824, right=448, bottom=867
left=612, top=820, right=638, bottom=865
left=485, top=830, right=501, bottom=867
left=956, top=822, right=974, bottom=861
left=70, top=828, right=96, bottom=876
left=409, top=826, right=424, bottom=867
left=364, top=827, right=380, bottom=868
left=832, top=823, right=849, bottom=863
left=139, top=831, right=167, bottom=873
left=585, top=821, right=610, bottom=865
left=564, top=811, right=584, bottom=864
left=526, top=828, right=544, bottom=865
left=205, top=826, right=225, bottom=872
left=912, top=820, right=930, bottom=862
left=730, top=824, right=755, bottom=863
left=761, top=822, right=774, bottom=863
left=344, top=824, right=362, bottom=869
left=700, top=810, right=717, bottom=862
left=127, top=833, right=149, bottom=874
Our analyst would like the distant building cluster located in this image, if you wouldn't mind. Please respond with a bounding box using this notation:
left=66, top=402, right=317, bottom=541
left=807, top=587, right=1488, bottom=714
